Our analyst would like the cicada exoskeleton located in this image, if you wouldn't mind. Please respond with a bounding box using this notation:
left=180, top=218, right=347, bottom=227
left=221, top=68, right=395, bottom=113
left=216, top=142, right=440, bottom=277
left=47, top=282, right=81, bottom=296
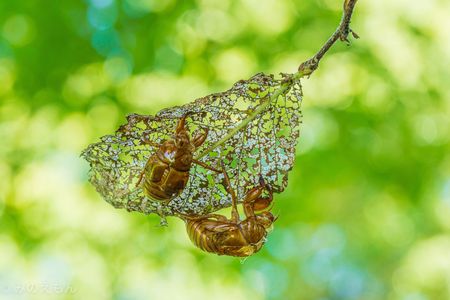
left=136, top=113, right=220, bottom=203
left=182, top=163, right=276, bottom=257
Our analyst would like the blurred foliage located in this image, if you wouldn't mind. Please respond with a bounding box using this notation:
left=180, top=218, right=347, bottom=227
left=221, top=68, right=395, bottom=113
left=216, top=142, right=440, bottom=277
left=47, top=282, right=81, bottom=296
left=1, top=0, right=450, bottom=299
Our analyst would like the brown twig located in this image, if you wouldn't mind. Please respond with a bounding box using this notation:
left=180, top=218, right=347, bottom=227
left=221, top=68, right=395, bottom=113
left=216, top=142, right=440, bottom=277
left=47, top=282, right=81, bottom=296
left=195, top=0, right=358, bottom=160
left=298, top=0, right=359, bottom=77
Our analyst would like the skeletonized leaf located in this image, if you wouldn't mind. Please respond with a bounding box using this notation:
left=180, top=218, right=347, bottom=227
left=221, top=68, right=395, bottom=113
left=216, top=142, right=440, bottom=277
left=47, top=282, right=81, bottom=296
left=82, top=72, right=302, bottom=218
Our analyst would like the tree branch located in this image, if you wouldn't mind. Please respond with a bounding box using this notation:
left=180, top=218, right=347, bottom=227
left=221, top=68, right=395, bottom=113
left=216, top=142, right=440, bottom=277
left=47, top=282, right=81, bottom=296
left=298, top=0, right=359, bottom=76
left=195, top=0, right=358, bottom=160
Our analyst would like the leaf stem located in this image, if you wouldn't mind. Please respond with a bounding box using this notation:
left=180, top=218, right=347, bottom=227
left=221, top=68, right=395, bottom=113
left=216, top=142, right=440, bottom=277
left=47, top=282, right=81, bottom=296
left=195, top=0, right=358, bottom=160
left=298, top=0, right=359, bottom=76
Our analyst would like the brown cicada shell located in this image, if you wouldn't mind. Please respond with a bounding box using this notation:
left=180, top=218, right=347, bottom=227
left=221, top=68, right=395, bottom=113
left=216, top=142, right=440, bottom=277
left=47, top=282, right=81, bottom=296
left=183, top=164, right=275, bottom=257
left=81, top=72, right=302, bottom=219
left=136, top=113, right=219, bottom=203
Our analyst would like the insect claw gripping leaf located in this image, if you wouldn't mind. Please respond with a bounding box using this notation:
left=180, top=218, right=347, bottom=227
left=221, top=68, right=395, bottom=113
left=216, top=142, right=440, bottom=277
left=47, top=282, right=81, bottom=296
left=81, top=72, right=303, bottom=219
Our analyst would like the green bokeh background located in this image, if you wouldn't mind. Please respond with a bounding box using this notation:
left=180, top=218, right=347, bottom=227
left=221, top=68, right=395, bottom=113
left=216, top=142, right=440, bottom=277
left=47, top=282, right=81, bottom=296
left=1, top=0, right=449, bottom=299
